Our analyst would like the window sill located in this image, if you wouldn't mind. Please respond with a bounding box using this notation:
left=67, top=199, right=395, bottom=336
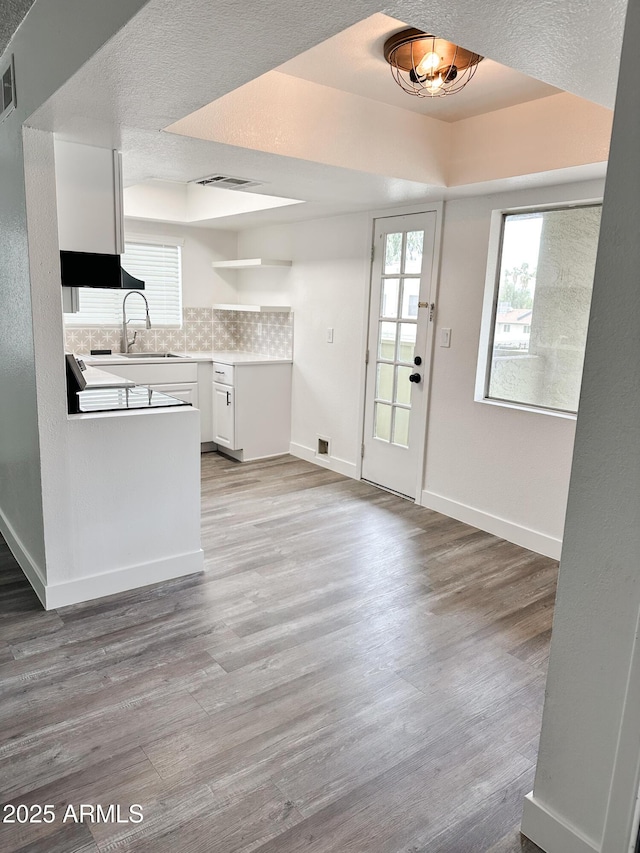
left=474, top=396, right=577, bottom=421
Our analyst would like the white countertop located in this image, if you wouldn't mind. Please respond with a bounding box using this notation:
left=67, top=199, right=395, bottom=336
left=82, top=364, right=135, bottom=389
left=83, top=351, right=292, bottom=366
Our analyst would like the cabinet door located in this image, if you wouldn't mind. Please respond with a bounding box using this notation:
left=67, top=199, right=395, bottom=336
left=150, top=382, right=199, bottom=406
left=213, top=383, right=236, bottom=449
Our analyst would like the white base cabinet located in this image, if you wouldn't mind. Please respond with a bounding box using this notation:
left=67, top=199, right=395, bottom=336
left=83, top=356, right=291, bottom=457
left=92, top=361, right=210, bottom=440
left=212, top=362, right=291, bottom=461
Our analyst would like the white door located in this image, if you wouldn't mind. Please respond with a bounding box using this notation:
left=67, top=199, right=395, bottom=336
left=362, top=211, right=437, bottom=498
left=213, top=383, right=236, bottom=448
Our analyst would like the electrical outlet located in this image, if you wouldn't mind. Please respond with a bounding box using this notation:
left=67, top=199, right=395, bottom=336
left=327, top=327, right=334, bottom=343
left=440, top=328, right=452, bottom=348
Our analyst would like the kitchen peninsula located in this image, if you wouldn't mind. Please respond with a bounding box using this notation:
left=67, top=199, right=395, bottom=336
left=81, top=350, right=293, bottom=461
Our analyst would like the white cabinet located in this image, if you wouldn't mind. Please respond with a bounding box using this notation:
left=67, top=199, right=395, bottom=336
left=95, top=361, right=206, bottom=435
left=150, top=382, right=198, bottom=407
left=97, top=362, right=197, bottom=386
left=212, top=362, right=292, bottom=461
left=54, top=140, right=124, bottom=255
left=213, top=382, right=236, bottom=448
left=85, top=357, right=291, bottom=456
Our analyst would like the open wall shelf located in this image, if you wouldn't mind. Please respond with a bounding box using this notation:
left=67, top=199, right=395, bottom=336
left=211, top=258, right=292, bottom=270
left=212, top=303, right=291, bottom=313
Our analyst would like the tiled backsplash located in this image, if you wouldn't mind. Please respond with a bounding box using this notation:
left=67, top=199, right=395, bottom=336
left=65, top=308, right=293, bottom=358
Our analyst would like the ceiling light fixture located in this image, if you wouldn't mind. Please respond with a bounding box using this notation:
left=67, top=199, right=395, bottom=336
left=384, top=29, right=483, bottom=98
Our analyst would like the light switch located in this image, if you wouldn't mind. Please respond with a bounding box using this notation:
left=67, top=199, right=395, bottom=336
left=440, top=328, right=451, bottom=348
left=327, top=327, right=334, bottom=343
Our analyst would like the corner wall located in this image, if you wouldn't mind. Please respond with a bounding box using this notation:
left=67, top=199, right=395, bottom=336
left=422, top=180, right=604, bottom=558
left=238, top=178, right=604, bottom=556
left=0, top=0, right=150, bottom=593
left=123, top=218, right=238, bottom=306
left=523, top=0, right=640, bottom=848
left=239, top=214, right=370, bottom=476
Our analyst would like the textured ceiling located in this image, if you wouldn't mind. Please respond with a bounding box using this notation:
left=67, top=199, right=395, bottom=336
left=277, top=13, right=560, bottom=123
left=0, top=0, right=36, bottom=58
left=25, top=0, right=622, bottom=227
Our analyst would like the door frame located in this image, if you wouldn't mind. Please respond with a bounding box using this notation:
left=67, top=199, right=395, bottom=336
left=356, top=201, right=444, bottom=503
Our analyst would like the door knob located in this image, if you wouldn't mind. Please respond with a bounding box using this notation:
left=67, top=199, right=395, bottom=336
left=409, top=373, right=421, bottom=383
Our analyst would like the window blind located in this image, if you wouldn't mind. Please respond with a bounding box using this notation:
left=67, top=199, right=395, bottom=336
left=64, top=241, right=182, bottom=326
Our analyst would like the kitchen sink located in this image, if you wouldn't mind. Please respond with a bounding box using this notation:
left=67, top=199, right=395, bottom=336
left=121, top=352, right=185, bottom=358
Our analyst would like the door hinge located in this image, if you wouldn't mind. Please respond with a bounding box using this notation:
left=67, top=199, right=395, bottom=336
left=371, top=245, right=375, bottom=263
left=365, top=349, right=369, bottom=365
left=361, top=442, right=365, bottom=459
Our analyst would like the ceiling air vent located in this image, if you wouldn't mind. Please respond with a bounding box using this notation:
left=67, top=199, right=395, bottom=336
left=0, top=56, right=16, bottom=123
left=193, top=174, right=263, bottom=191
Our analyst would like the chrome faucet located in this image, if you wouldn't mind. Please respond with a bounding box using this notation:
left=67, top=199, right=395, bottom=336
left=121, top=291, right=151, bottom=353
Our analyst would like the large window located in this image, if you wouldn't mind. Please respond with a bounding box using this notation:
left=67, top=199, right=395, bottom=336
left=64, top=239, right=182, bottom=326
left=477, top=203, right=602, bottom=415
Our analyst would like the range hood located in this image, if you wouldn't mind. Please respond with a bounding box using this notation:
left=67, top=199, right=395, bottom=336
left=60, top=250, right=144, bottom=290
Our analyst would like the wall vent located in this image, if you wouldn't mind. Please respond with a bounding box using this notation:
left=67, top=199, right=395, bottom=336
left=0, top=56, right=16, bottom=123
left=193, top=174, right=263, bottom=191
left=317, top=436, right=331, bottom=457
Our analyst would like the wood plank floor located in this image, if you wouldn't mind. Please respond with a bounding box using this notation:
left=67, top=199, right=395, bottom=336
left=0, top=452, right=553, bottom=852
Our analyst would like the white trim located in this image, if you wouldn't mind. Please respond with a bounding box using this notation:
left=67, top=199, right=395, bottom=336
left=521, top=792, right=599, bottom=853
left=600, top=602, right=640, bottom=853
left=0, top=505, right=47, bottom=608
left=476, top=397, right=577, bottom=421
left=416, top=202, right=444, bottom=502
left=124, top=231, right=185, bottom=246
left=289, top=441, right=358, bottom=480
left=43, top=549, right=204, bottom=610
left=420, top=489, right=562, bottom=559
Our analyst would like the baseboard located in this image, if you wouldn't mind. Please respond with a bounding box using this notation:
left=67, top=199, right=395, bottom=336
left=420, top=489, right=562, bottom=559
left=521, top=792, right=599, bottom=853
left=0, top=504, right=47, bottom=608
left=289, top=442, right=358, bottom=480
left=43, top=549, right=205, bottom=610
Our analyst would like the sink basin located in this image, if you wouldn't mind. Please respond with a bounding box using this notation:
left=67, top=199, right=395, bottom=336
left=121, top=353, right=185, bottom=359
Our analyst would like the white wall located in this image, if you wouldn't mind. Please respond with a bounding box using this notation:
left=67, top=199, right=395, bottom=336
left=423, top=180, right=604, bottom=558
left=449, top=93, right=612, bottom=186
left=0, top=0, right=149, bottom=583
left=125, top=217, right=238, bottom=305
left=239, top=178, right=605, bottom=556
left=236, top=226, right=294, bottom=307
left=522, top=1, right=640, bottom=850
left=172, top=77, right=611, bottom=191
left=1, top=3, right=204, bottom=609
left=239, top=214, right=370, bottom=475
left=169, top=71, right=451, bottom=186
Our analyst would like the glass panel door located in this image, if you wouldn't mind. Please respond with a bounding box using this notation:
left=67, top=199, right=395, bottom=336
left=372, top=230, right=424, bottom=449
left=362, top=211, right=437, bottom=499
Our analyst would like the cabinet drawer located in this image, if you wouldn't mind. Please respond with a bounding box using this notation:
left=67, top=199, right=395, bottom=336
left=150, top=382, right=199, bottom=407
left=212, top=362, right=234, bottom=385
left=100, top=361, right=198, bottom=385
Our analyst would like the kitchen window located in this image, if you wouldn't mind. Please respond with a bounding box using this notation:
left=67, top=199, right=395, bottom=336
left=476, top=202, right=602, bottom=415
left=64, top=239, right=183, bottom=327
